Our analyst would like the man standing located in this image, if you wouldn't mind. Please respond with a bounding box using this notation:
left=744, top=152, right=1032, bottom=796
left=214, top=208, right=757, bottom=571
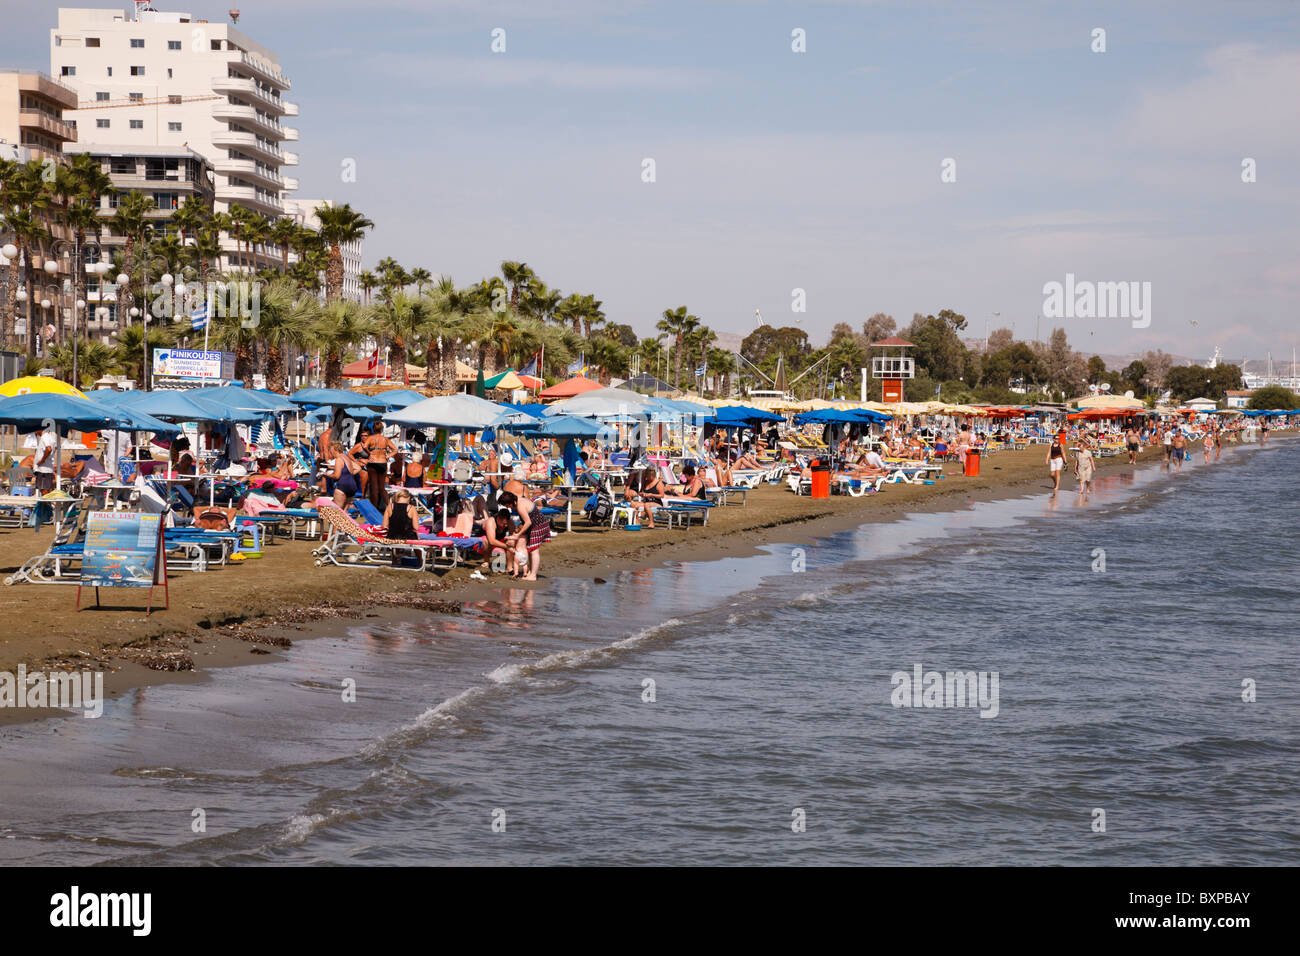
left=1162, top=424, right=1174, bottom=466
left=1125, top=425, right=1141, bottom=464
left=32, top=425, right=57, bottom=494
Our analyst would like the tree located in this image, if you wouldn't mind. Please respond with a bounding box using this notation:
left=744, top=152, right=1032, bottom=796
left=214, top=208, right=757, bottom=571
left=740, top=325, right=811, bottom=382
left=982, top=342, right=1044, bottom=390
left=500, top=261, right=534, bottom=311
left=862, top=312, right=896, bottom=343
left=252, top=278, right=315, bottom=393
left=315, top=203, right=374, bottom=301
left=1120, top=360, right=1148, bottom=395
left=604, top=322, right=638, bottom=349
left=987, top=327, right=1014, bottom=352
left=657, top=305, right=703, bottom=388
left=1247, top=385, right=1298, bottom=410
left=311, top=299, right=374, bottom=389
left=1085, top=355, right=1108, bottom=383
left=903, top=312, right=967, bottom=382
left=371, top=291, right=428, bottom=377
left=1139, top=349, right=1174, bottom=392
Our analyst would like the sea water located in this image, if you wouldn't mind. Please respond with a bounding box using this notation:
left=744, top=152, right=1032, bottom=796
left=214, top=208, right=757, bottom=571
left=1, top=439, right=1296, bottom=865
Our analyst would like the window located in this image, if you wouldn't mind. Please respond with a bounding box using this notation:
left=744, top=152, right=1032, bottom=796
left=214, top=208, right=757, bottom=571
left=106, top=67, right=112, bottom=76
left=60, top=66, right=75, bottom=76
left=130, top=119, right=143, bottom=129
left=96, top=118, right=110, bottom=129
left=168, top=122, right=182, bottom=132
left=130, top=66, right=145, bottom=76
left=168, top=95, right=182, bottom=104
left=167, top=68, right=173, bottom=79
left=110, top=158, right=133, bottom=174
left=129, top=92, right=143, bottom=102
left=211, top=39, right=222, bottom=50
left=152, top=192, right=179, bottom=210
left=96, top=91, right=110, bottom=101
left=130, top=38, right=144, bottom=48
left=168, top=40, right=182, bottom=51
left=86, top=38, right=101, bottom=48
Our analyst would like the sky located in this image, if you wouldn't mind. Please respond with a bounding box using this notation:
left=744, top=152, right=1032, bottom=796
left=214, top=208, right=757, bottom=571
left=3, top=0, right=1298, bottom=362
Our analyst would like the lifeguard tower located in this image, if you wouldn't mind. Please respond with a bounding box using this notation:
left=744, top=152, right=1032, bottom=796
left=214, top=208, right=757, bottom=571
left=865, top=336, right=915, bottom=402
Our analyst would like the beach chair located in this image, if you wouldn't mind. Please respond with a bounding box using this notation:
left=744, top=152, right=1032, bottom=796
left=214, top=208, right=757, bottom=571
left=313, top=505, right=480, bottom=571
left=0, top=485, right=35, bottom=529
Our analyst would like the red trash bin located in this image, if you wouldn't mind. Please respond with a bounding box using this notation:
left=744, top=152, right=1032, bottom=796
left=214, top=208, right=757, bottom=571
left=964, top=448, right=981, bottom=477
left=810, top=459, right=831, bottom=498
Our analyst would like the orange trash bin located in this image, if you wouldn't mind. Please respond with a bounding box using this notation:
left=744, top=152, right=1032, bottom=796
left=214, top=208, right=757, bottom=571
left=810, top=459, right=831, bottom=498
left=964, top=448, right=981, bottom=477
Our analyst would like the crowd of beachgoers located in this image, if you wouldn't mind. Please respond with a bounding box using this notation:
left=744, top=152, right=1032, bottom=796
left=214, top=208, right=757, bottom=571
left=0, top=380, right=1292, bottom=590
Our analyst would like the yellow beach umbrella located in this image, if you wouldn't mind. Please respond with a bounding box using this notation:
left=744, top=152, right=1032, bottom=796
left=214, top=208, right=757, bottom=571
left=0, top=376, right=87, bottom=399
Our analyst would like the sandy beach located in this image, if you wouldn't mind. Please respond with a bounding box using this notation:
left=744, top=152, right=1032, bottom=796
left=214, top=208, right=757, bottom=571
left=0, top=439, right=1198, bottom=722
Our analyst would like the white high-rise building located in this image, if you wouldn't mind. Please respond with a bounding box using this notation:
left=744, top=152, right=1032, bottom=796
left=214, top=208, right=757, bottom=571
left=50, top=4, right=299, bottom=271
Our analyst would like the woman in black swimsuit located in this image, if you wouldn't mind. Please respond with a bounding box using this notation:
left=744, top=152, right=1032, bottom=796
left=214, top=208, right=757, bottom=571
left=332, top=447, right=363, bottom=509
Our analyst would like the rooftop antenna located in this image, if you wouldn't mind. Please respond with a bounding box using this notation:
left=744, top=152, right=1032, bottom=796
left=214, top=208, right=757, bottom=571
left=754, top=308, right=765, bottom=328
left=133, top=1, right=156, bottom=22
left=230, top=8, right=241, bottom=24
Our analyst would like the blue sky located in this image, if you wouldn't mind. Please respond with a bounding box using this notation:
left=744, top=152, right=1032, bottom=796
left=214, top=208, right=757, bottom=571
left=4, top=0, right=1298, bottom=361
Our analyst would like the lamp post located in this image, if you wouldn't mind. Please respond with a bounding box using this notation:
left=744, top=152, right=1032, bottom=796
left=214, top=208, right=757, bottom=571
left=49, top=237, right=109, bottom=386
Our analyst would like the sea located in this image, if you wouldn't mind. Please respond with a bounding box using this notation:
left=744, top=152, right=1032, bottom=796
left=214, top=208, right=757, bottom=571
left=1, top=438, right=1296, bottom=865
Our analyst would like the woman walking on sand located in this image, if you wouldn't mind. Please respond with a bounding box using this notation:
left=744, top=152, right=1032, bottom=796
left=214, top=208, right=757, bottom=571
left=1074, top=438, right=1096, bottom=497
left=1047, top=433, right=1066, bottom=492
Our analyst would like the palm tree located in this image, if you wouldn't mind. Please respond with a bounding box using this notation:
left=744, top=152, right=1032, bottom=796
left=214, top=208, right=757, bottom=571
left=113, top=322, right=174, bottom=389
left=371, top=291, right=428, bottom=379
left=419, top=291, right=469, bottom=393
left=500, top=261, right=534, bottom=311
left=315, top=203, right=374, bottom=301
left=359, top=269, right=377, bottom=305
left=706, top=346, right=735, bottom=398
left=110, top=190, right=156, bottom=320
left=252, top=278, right=315, bottom=393
left=224, top=203, right=251, bottom=274
left=408, top=267, right=432, bottom=296
left=311, top=299, right=374, bottom=389
left=523, top=282, right=563, bottom=324
left=268, top=216, right=299, bottom=275
left=657, top=306, right=690, bottom=388
left=45, top=337, right=119, bottom=386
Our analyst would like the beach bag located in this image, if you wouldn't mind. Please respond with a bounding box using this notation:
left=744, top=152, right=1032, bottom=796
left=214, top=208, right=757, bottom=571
left=1184, top=450, right=1191, bottom=461
left=195, top=507, right=234, bottom=531
left=588, top=497, right=613, bottom=525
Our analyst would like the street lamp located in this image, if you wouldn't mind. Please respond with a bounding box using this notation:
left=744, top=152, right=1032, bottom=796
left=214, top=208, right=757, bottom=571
left=49, top=238, right=107, bottom=385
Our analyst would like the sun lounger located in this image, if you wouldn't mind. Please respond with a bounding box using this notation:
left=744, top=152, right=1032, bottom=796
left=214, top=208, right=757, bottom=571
left=313, top=505, right=482, bottom=571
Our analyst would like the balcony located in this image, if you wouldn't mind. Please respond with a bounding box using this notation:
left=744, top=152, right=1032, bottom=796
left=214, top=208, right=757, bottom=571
left=211, top=75, right=290, bottom=115
left=282, top=127, right=299, bottom=142
left=281, top=150, right=299, bottom=166
left=218, top=185, right=283, bottom=215
left=229, top=51, right=291, bottom=91
left=211, top=129, right=283, bottom=164
left=281, top=176, right=299, bottom=191
left=213, top=156, right=283, bottom=189
left=211, top=102, right=286, bottom=139
left=282, top=101, right=299, bottom=117
left=19, top=109, right=78, bottom=143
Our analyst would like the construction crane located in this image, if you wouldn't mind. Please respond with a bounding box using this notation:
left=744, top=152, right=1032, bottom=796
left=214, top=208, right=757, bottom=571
left=77, top=93, right=223, bottom=109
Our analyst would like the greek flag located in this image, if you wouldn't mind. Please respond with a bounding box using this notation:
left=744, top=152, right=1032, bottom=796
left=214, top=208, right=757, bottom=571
left=695, top=364, right=706, bottom=377
left=190, top=305, right=209, bottom=331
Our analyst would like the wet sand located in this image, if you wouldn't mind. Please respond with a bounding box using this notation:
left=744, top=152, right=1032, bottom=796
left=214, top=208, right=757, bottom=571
left=0, top=439, right=1232, bottom=721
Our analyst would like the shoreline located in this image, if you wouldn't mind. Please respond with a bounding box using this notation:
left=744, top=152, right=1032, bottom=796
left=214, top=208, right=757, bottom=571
left=0, top=437, right=1283, bottom=726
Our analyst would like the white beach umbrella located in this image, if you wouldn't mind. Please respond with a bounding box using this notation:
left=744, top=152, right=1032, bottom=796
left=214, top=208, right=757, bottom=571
left=386, top=393, right=510, bottom=431
left=544, top=387, right=658, bottom=418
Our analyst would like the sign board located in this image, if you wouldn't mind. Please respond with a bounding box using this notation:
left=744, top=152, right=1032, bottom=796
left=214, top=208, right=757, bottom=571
left=152, top=348, right=236, bottom=381
left=882, top=379, right=904, bottom=403
left=78, top=511, right=169, bottom=612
